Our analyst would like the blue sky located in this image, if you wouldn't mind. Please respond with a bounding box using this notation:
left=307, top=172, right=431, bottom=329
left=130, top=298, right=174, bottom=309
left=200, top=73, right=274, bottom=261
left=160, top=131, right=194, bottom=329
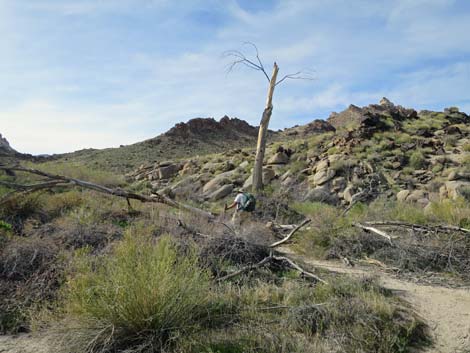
left=1, top=0, right=470, bottom=154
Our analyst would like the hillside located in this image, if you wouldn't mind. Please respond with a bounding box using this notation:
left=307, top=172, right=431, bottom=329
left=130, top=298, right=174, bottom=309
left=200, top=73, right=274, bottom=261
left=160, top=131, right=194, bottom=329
left=55, top=116, right=275, bottom=173
left=127, top=98, right=470, bottom=211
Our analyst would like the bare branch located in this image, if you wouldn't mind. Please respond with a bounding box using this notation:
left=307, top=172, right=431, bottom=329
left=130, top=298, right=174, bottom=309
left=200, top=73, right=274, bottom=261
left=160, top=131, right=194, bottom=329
left=275, top=70, right=316, bottom=86
left=223, top=43, right=270, bottom=82
left=272, top=255, right=328, bottom=284
left=270, top=218, right=311, bottom=248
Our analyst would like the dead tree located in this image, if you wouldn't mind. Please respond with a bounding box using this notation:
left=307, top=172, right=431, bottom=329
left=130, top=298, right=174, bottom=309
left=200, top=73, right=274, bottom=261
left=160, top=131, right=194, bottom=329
left=224, top=42, right=314, bottom=192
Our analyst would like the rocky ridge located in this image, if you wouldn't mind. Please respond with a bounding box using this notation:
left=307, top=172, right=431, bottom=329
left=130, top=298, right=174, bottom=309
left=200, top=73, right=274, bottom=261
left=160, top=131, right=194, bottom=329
left=0, top=133, right=14, bottom=155
left=128, top=98, right=470, bottom=209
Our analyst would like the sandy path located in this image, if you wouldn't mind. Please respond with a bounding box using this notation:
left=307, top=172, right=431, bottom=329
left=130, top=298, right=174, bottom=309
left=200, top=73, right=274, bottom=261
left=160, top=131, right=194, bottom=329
left=280, top=247, right=470, bottom=353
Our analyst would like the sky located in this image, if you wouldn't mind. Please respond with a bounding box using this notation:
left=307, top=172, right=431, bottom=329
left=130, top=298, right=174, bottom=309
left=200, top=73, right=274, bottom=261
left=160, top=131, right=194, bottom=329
left=1, top=0, right=470, bottom=155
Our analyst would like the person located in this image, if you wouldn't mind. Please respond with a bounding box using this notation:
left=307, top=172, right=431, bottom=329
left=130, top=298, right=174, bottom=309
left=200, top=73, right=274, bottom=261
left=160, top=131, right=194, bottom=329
left=225, top=189, right=255, bottom=224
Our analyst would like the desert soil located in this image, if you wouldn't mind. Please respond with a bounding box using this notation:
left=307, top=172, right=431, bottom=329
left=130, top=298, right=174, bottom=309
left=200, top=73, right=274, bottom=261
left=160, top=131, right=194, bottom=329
left=1, top=248, right=469, bottom=353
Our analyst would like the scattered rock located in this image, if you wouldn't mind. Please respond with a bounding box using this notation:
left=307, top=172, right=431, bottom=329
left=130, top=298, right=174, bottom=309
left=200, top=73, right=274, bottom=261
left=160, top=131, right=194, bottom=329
left=397, top=190, right=411, bottom=202
left=206, top=184, right=234, bottom=201
left=441, top=181, right=470, bottom=200
left=304, top=186, right=339, bottom=205
left=267, top=151, right=289, bottom=165
left=311, top=168, right=336, bottom=186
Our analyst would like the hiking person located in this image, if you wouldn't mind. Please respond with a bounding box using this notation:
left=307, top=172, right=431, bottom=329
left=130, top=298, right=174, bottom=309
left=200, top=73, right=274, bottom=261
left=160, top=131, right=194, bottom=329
left=225, top=189, right=256, bottom=224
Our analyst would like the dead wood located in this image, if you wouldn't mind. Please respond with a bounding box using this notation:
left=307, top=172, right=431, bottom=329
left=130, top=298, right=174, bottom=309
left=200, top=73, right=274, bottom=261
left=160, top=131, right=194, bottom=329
left=215, top=256, right=273, bottom=282
left=363, top=221, right=470, bottom=235
left=353, top=223, right=395, bottom=245
left=269, top=218, right=311, bottom=248
left=0, top=165, right=214, bottom=219
left=215, top=253, right=327, bottom=284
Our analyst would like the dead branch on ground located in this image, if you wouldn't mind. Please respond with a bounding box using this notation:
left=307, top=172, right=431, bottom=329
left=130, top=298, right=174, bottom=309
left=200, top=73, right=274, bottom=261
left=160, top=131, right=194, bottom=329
left=353, top=223, right=395, bottom=245
left=363, top=221, right=470, bottom=235
left=0, top=165, right=214, bottom=219
left=269, top=218, right=311, bottom=248
left=216, top=253, right=327, bottom=284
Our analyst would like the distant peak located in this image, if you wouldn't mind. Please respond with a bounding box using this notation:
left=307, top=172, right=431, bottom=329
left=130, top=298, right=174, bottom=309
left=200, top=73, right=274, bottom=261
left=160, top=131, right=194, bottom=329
left=164, top=116, right=257, bottom=138
left=0, top=133, right=14, bottom=152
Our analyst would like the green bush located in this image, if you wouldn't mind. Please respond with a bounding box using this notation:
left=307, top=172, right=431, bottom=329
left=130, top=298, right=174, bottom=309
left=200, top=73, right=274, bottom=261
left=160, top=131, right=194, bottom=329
left=56, top=232, right=219, bottom=352
left=408, top=151, right=426, bottom=169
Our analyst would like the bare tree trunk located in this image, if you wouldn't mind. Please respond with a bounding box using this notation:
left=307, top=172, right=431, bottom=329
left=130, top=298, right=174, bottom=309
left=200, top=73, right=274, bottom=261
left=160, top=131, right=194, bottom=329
left=252, top=62, right=279, bottom=192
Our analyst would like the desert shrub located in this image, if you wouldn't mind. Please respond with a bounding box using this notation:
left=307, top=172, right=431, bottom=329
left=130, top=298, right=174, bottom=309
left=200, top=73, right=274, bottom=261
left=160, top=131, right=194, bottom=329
left=200, top=236, right=270, bottom=276
left=178, top=276, right=428, bottom=353
left=408, top=150, right=426, bottom=169
left=462, top=143, right=470, bottom=152
left=0, top=220, right=12, bottom=232
left=291, top=202, right=356, bottom=257
left=443, top=135, right=458, bottom=148
left=427, top=199, right=470, bottom=227
left=0, top=194, right=44, bottom=233
left=41, top=191, right=84, bottom=218
left=0, top=236, right=63, bottom=333
left=53, top=232, right=224, bottom=353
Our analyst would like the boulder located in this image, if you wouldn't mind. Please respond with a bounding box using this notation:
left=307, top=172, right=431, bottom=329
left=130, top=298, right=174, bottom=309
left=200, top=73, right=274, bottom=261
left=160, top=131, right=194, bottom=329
left=203, top=177, right=230, bottom=194
left=397, top=190, right=411, bottom=202
left=311, top=168, right=336, bottom=186
left=243, top=168, right=276, bottom=189
left=447, top=170, right=470, bottom=181
left=304, top=186, right=339, bottom=205
left=331, top=177, right=346, bottom=192
left=442, top=181, right=470, bottom=200
left=267, top=152, right=289, bottom=165
left=280, top=170, right=292, bottom=182
left=238, top=160, right=249, bottom=169
left=343, top=184, right=356, bottom=203
left=281, top=176, right=296, bottom=187
left=262, top=168, right=276, bottom=183
left=243, top=175, right=253, bottom=189
left=407, top=190, right=428, bottom=202
left=315, top=159, right=329, bottom=172
left=157, top=164, right=182, bottom=179
left=206, top=184, right=234, bottom=201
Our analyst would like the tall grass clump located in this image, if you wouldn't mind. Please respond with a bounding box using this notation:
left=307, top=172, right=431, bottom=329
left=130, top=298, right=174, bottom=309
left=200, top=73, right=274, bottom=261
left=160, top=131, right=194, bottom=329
left=54, top=231, right=217, bottom=353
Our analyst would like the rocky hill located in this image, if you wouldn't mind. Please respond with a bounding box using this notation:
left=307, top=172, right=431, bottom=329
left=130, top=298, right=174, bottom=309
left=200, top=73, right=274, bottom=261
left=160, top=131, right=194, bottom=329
left=0, top=134, right=15, bottom=156
left=56, top=116, right=273, bottom=173
left=127, top=98, right=470, bottom=210
left=55, top=115, right=334, bottom=173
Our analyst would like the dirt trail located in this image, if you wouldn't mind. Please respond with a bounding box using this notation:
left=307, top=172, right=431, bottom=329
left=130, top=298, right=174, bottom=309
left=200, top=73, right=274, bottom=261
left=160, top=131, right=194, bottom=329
left=280, top=247, right=470, bottom=353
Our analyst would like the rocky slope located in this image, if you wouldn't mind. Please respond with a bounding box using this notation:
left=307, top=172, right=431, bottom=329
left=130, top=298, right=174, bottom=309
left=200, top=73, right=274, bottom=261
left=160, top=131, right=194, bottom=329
left=0, top=133, right=15, bottom=156
left=56, top=116, right=272, bottom=173
left=127, top=99, right=470, bottom=209
left=55, top=115, right=334, bottom=173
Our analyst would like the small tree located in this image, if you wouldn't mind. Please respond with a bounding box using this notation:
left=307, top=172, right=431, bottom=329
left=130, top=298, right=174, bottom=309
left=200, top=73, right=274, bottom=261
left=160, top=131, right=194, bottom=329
left=224, top=43, right=314, bottom=192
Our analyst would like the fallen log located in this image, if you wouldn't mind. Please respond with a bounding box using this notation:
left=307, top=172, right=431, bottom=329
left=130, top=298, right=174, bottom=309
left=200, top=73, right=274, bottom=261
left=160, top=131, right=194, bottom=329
left=363, top=220, right=470, bottom=235
left=353, top=223, right=395, bottom=245
left=269, top=218, right=311, bottom=248
left=0, top=165, right=214, bottom=219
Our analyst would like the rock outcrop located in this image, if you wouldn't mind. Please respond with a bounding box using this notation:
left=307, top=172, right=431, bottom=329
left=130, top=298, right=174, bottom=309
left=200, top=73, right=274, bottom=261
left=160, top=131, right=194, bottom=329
left=0, top=133, right=15, bottom=155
